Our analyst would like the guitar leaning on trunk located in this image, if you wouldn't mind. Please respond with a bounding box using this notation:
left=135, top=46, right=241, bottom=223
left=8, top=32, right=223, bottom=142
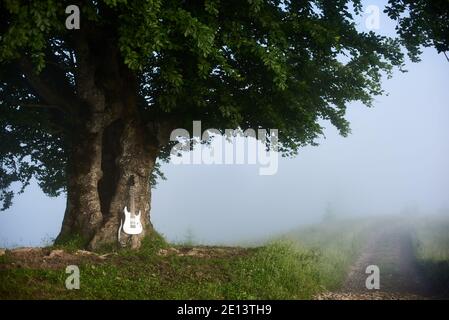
left=118, top=178, right=143, bottom=242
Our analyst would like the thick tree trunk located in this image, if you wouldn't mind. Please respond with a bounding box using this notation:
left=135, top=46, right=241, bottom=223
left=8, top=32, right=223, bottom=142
left=55, top=30, right=167, bottom=250
left=88, top=117, right=158, bottom=250
left=56, top=115, right=158, bottom=250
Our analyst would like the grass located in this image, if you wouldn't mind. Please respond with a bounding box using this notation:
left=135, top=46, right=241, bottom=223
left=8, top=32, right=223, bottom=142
left=50, top=233, right=89, bottom=252
left=410, top=214, right=449, bottom=297
left=281, top=217, right=380, bottom=290
left=5, top=215, right=445, bottom=299
left=228, top=241, right=322, bottom=299
left=411, top=215, right=449, bottom=262
left=0, top=232, right=326, bottom=299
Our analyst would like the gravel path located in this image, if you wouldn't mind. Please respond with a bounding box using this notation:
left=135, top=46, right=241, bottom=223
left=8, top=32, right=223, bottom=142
left=315, top=223, right=432, bottom=300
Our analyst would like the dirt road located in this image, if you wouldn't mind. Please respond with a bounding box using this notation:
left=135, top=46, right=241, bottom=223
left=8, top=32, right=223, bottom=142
left=316, top=223, right=432, bottom=300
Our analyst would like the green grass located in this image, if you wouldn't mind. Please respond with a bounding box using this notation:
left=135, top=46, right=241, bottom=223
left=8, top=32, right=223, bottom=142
left=281, top=217, right=383, bottom=290
left=227, top=241, right=322, bottom=299
left=411, top=215, right=449, bottom=262
left=4, top=215, right=431, bottom=299
left=0, top=218, right=383, bottom=299
left=410, top=214, right=449, bottom=297
left=50, top=233, right=89, bottom=252
left=0, top=237, right=326, bottom=299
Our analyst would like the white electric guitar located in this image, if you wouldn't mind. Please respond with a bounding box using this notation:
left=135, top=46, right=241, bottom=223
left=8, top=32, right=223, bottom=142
left=119, top=182, right=143, bottom=236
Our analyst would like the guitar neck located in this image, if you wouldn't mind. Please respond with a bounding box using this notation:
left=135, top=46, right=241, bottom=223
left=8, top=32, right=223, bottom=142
left=130, top=187, right=136, bottom=217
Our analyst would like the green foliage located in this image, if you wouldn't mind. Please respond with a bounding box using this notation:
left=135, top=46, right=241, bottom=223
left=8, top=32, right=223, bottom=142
left=149, top=161, right=166, bottom=189
left=385, top=0, right=449, bottom=61
left=0, top=0, right=65, bottom=70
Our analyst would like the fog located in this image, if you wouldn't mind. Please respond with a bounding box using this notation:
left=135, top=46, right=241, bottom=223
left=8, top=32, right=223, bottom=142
left=1, top=2, right=448, bottom=247
left=152, top=48, right=449, bottom=244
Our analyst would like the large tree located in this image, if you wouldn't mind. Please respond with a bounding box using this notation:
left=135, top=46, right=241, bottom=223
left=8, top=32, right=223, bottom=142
left=0, top=0, right=442, bottom=250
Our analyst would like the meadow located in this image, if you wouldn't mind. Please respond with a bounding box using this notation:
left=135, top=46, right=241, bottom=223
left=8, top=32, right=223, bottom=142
left=1, top=214, right=448, bottom=299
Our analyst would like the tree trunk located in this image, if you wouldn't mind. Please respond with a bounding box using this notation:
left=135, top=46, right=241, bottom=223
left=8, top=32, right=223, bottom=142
left=89, top=116, right=158, bottom=250
left=55, top=31, right=165, bottom=250
left=56, top=114, right=158, bottom=250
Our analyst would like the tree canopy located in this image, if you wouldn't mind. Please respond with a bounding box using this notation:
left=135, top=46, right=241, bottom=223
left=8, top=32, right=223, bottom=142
left=0, top=0, right=446, bottom=211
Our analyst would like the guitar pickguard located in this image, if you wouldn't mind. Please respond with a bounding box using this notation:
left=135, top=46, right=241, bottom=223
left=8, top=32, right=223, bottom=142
left=121, top=206, right=143, bottom=235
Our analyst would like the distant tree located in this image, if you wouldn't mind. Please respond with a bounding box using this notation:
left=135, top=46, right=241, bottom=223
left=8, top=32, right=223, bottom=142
left=400, top=204, right=421, bottom=216
left=183, top=227, right=197, bottom=246
left=322, top=202, right=338, bottom=222
left=0, top=1, right=445, bottom=249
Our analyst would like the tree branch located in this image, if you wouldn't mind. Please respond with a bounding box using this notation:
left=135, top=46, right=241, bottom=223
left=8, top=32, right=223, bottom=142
left=18, top=57, right=77, bottom=114
left=19, top=103, right=65, bottom=111
left=3, top=94, right=66, bottom=113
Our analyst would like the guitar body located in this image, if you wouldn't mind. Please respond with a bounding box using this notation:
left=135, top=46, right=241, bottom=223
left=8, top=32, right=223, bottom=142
left=122, top=206, right=143, bottom=235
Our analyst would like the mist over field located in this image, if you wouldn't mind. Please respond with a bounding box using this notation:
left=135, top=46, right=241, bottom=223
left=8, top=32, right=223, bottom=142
left=1, top=46, right=448, bottom=247
left=151, top=46, right=449, bottom=244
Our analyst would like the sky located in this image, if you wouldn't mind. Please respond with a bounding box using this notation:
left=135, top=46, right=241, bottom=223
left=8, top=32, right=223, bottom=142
left=1, top=1, right=448, bottom=247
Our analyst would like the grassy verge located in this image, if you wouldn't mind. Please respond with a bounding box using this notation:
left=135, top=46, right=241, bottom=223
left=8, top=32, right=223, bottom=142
left=281, top=217, right=383, bottom=290
left=410, top=214, right=449, bottom=297
left=0, top=235, right=324, bottom=299
left=0, top=216, right=406, bottom=299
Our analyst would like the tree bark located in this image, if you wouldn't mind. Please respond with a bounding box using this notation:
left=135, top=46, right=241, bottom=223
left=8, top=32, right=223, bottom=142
left=56, top=113, right=159, bottom=250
